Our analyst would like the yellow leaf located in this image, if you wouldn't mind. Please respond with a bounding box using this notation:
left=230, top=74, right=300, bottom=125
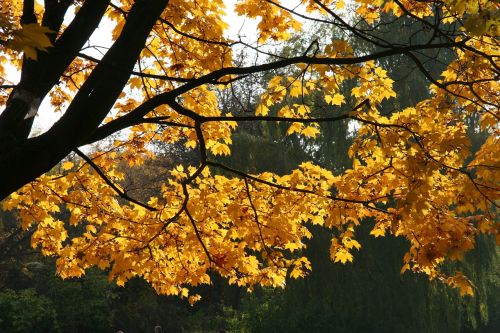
left=211, top=142, right=231, bottom=156
left=334, top=248, right=353, bottom=264
left=370, top=227, right=385, bottom=238
left=62, top=161, right=74, bottom=171
left=325, top=93, right=345, bottom=106
left=343, top=237, right=361, bottom=250
left=296, top=104, right=310, bottom=116
left=9, top=23, right=53, bottom=60
left=188, top=294, right=202, bottom=305
left=116, top=276, right=127, bottom=287
left=287, top=122, right=303, bottom=135
left=268, top=76, right=282, bottom=88
left=256, top=103, right=269, bottom=116
left=301, top=126, right=320, bottom=138
left=289, top=81, right=303, bottom=97
left=180, top=288, right=189, bottom=298
left=290, top=267, right=305, bottom=279
left=185, top=140, right=197, bottom=149
left=284, top=242, right=301, bottom=251
left=86, top=225, right=97, bottom=234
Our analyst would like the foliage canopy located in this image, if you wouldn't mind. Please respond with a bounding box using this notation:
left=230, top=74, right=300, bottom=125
left=0, top=0, right=498, bottom=302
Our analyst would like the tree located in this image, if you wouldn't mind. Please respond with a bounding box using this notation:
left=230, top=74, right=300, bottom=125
left=0, top=0, right=498, bottom=302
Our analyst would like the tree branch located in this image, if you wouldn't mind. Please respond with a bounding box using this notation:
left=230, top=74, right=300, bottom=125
left=73, top=148, right=157, bottom=211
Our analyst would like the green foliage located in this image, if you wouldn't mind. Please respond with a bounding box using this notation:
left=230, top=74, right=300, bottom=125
left=0, top=289, right=59, bottom=333
left=37, top=268, right=115, bottom=333
left=111, top=278, right=192, bottom=333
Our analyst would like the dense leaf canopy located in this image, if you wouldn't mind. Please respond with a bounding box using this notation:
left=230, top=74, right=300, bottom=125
left=0, top=0, right=498, bottom=302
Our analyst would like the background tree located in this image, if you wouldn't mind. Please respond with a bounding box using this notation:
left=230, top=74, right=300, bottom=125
left=0, top=0, right=498, bottom=302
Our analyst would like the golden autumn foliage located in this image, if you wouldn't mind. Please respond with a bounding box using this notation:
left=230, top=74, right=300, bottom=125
left=0, top=0, right=498, bottom=302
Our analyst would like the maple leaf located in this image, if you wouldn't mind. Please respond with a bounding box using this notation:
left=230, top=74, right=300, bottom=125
left=325, top=93, right=345, bottom=106
left=334, top=249, right=354, bottom=264
left=256, top=103, right=269, bottom=116
left=61, top=161, right=74, bottom=171
left=301, top=126, right=320, bottom=138
left=8, top=23, right=53, bottom=60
